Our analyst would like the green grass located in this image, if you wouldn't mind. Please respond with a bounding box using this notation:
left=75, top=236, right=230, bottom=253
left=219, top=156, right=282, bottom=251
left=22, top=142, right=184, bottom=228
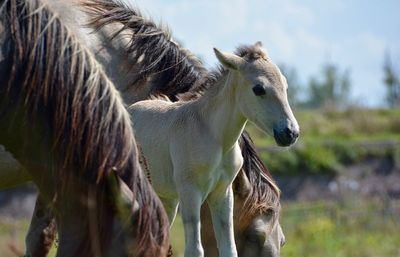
left=170, top=216, right=185, bottom=257
left=248, top=108, right=400, bottom=143
left=246, top=108, right=400, bottom=176
left=0, top=217, right=183, bottom=257
left=280, top=200, right=400, bottom=257
left=0, top=218, right=27, bottom=257
left=2, top=200, right=399, bottom=257
left=0, top=218, right=57, bottom=257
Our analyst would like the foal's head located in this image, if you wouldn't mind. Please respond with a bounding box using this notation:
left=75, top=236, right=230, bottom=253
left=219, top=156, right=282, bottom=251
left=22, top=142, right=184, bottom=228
left=214, top=42, right=299, bottom=146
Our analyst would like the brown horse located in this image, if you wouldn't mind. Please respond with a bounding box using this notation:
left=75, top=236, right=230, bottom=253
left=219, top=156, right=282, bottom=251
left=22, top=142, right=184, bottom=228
left=0, top=0, right=169, bottom=256
left=0, top=0, right=286, bottom=256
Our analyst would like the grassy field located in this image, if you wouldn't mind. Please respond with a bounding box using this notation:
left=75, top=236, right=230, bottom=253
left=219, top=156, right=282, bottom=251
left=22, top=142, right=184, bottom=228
left=247, top=108, right=400, bottom=176
left=280, top=200, right=400, bottom=257
left=1, top=199, right=399, bottom=257
left=248, top=108, right=400, bottom=144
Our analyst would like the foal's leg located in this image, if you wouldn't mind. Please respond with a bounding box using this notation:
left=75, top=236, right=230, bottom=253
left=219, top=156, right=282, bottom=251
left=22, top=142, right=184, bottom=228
left=25, top=196, right=57, bottom=257
left=177, top=184, right=204, bottom=257
left=207, top=184, right=238, bottom=257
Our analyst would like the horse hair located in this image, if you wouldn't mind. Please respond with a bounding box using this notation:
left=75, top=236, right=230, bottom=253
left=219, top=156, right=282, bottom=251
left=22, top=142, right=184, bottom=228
left=238, top=131, right=281, bottom=224
left=0, top=0, right=169, bottom=256
left=82, top=0, right=207, bottom=101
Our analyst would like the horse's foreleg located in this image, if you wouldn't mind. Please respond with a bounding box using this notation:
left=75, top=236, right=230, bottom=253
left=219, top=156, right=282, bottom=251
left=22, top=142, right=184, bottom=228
left=25, top=196, right=57, bottom=257
left=178, top=185, right=204, bottom=257
left=207, top=185, right=238, bottom=257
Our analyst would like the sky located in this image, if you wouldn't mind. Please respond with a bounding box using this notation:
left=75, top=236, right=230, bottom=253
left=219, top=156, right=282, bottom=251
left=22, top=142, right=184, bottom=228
left=132, top=0, right=400, bottom=107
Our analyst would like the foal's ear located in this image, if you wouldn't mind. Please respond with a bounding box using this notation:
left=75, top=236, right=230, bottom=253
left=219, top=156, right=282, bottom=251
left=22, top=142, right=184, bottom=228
left=233, top=170, right=251, bottom=198
left=214, top=48, right=244, bottom=70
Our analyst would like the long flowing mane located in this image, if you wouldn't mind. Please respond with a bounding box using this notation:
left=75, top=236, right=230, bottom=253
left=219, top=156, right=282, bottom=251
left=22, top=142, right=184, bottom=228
left=82, top=0, right=208, bottom=101
left=0, top=0, right=168, bottom=256
left=81, top=0, right=281, bottom=220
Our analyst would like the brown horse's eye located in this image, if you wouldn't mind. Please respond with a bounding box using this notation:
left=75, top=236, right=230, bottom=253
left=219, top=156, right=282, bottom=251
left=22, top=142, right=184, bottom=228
left=252, top=84, right=266, bottom=96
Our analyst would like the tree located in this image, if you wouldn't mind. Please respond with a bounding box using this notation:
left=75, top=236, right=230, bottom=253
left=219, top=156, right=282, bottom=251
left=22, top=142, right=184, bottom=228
left=383, top=52, right=400, bottom=107
left=305, top=63, right=351, bottom=109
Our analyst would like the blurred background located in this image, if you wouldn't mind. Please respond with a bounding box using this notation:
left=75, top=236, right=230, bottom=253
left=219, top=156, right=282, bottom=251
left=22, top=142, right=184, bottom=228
left=1, top=0, right=399, bottom=256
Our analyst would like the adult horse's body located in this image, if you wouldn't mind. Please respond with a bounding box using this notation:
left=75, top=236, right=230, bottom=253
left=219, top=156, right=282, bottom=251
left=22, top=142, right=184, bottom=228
left=0, top=0, right=169, bottom=256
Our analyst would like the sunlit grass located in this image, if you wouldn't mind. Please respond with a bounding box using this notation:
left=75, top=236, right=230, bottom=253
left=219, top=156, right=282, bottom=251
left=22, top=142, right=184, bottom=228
left=281, top=200, right=400, bottom=257
left=246, top=108, right=400, bottom=176
left=170, top=215, right=184, bottom=257
left=0, top=218, right=29, bottom=257
left=2, top=200, right=399, bottom=257
left=0, top=216, right=184, bottom=257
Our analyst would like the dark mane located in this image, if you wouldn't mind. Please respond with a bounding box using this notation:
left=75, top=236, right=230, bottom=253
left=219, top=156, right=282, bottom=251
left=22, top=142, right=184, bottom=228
left=81, top=0, right=280, bottom=222
left=81, top=0, right=272, bottom=101
left=0, top=0, right=168, bottom=256
left=239, top=132, right=280, bottom=222
left=82, top=0, right=208, bottom=101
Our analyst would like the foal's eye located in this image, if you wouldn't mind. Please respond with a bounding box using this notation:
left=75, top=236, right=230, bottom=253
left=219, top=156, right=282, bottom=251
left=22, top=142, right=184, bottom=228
left=252, top=84, right=266, bottom=96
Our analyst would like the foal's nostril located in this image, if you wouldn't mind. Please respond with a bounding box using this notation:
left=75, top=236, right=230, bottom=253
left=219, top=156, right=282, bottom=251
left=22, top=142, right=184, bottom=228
left=284, top=127, right=299, bottom=141
left=274, top=127, right=299, bottom=146
left=284, top=127, right=291, bottom=137
left=280, top=238, right=286, bottom=247
left=292, top=129, right=299, bottom=139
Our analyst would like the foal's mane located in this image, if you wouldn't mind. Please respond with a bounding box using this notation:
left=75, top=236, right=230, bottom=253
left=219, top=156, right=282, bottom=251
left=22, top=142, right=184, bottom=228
left=0, top=0, right=168, bottom=255
left=81, top=0, right=280, bottom=219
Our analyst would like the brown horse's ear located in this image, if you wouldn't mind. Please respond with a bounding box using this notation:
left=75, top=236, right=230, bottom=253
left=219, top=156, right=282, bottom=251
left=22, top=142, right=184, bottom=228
left=214, top=48, right=245, bottom=70
left=233, top=170, right=251, bottom=199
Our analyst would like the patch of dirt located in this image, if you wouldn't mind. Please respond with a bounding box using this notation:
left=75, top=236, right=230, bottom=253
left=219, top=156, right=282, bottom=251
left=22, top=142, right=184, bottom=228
left=0, top=186, right=37, bottom=219
left=277, top=156, right=400, bottom=201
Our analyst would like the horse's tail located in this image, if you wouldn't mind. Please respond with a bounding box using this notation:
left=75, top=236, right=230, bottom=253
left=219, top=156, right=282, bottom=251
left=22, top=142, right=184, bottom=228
left=81, top=0, right=207, bottom=101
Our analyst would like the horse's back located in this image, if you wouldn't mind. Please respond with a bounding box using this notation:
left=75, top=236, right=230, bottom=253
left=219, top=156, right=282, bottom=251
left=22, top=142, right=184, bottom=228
left=128, top=100, right=177, bottom=193
left=129, top=99, right=179, bottom=134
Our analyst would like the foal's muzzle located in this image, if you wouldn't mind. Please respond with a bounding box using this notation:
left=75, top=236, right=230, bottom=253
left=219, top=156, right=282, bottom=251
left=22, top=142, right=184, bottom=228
left=273, top=127, right=299, bottom=146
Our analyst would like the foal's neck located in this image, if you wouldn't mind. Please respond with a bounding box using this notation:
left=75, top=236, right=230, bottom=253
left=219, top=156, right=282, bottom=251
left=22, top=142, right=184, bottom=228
left=196, top=71, right=247, bottom=152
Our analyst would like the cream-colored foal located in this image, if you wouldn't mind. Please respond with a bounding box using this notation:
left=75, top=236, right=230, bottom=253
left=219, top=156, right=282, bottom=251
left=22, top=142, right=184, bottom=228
left=129, top=42, right=299, bottom=257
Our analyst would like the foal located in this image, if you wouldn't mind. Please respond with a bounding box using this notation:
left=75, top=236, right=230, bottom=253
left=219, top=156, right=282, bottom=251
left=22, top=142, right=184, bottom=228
left=129, top=43, right=299, bottom=257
